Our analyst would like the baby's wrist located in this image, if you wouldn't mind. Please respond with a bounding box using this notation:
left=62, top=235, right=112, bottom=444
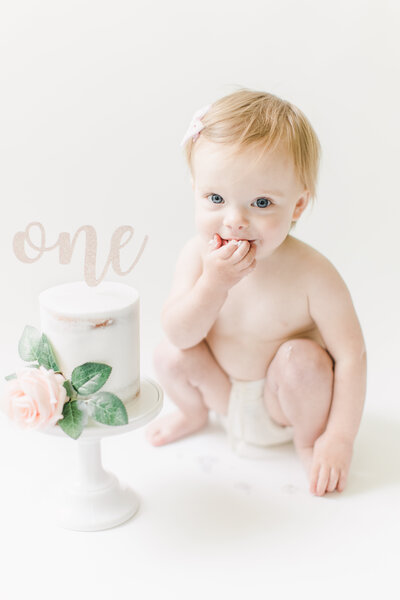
left=324, top=427, right=355, bottom=445
left=200, top=270, right=230, bottom=298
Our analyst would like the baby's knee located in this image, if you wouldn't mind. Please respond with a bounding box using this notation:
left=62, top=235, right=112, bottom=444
left=153, top=339, right=182, bottom=376
left=278, top=339, right=333, bottom=389
left=153, top=338, right=199, bottom=378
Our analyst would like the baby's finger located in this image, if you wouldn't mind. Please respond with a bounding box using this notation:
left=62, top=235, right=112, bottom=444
left=216, top=239, right=244, bottom=258
left=309, top=462, right=320, bottom=495
left=337, top=470, right=347, bottom=493
left=229, top=240, right=253, bottom=263
left=327, top=468, right=339, bottom=493
left=242, top=261, right=257, bottom=277
left=237, top=246, right=257, bottom=269
left=316, top=465, right=330, bottom=496
left=208, top=234, right=222, bottom=251
left=239, top=256, right=256, bottom=272
left=239, top=241, right=257, bottom=258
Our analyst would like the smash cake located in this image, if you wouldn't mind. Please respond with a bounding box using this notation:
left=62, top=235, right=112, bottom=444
left=1, top=281, right=141, bottom=439
left=39, top=281, right=140, bottom=404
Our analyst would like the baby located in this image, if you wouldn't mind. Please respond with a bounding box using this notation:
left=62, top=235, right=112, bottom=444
left=146, top=89, right=367, bottom=497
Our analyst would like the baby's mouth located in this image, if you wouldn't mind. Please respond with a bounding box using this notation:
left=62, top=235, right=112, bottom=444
left=220, top=237, right=256, bottom=246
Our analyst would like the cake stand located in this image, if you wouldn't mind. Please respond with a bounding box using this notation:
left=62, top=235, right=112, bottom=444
left=44, top=377, right=163, bottom=532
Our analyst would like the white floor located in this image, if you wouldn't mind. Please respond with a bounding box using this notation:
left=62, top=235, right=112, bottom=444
left=1, top=349, right=399, bottom=600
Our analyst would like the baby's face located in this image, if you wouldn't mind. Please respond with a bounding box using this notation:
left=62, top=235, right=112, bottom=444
left=192, top=139, right=309, bottom=260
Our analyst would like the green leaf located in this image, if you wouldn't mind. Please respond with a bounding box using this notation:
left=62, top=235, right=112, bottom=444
left=5, top=373, right=17, bottom=381
left=37, top=334, right=60, bottom=372
left=58, top=401, right=86, bottom=439
left=63, top=379, right=75, bottom=399
left=18, top=326, right=41, bottom=361
left=71, top=363, right=112, bottom=396
left=89, top=392, right=128, bottom=426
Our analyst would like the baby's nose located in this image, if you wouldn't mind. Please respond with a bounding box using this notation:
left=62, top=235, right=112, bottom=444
left=223, top=208, right=249, bottom=231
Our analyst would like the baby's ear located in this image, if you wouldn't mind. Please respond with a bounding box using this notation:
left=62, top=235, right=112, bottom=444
left=292, top=191, right=310, bottom=221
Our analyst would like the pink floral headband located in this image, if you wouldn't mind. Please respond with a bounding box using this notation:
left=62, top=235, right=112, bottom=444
left=180, top=104, right=211, bottom=147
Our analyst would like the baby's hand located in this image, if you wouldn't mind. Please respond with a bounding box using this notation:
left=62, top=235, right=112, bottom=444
left=203, top=233, right=256, bottom=289
left=309, top=432, right=353, bottom=496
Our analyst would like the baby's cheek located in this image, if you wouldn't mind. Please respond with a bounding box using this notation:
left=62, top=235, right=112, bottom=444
left=264, top=217, right=287, bottom=238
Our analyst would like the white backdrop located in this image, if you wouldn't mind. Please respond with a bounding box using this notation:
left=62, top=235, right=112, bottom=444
left=0, top=1, right=399, bottom=597
left=1, top=0, right=399, bottom=392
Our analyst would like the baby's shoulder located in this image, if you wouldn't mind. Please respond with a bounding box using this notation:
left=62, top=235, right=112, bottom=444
left=178, top=234, right=203, bottom=261
left=173, top=234, right=204, bottom=277
left=286, top=235, right=331, bottom=267
left=286, top=235, right=346, bottom=290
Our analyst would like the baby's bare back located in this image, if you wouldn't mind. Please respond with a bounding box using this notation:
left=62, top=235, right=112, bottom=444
left=204, top=235, right=325, bottom=380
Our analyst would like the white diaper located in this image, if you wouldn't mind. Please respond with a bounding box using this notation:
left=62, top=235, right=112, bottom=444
left=219, top=377, right=293, bottom=459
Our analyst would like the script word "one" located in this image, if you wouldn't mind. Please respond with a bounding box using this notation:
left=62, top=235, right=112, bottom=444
left=13, top=222, right=148, bottom=286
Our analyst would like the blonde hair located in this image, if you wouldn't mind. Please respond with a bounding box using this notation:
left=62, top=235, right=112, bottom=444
left=184, top=89, right=321, bottom=200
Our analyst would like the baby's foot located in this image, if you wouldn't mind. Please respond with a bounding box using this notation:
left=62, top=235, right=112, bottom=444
left=145, top=411, right=208, bottom=446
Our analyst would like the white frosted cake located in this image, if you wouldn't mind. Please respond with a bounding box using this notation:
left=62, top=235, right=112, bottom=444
left=39, top=281, right=140, bottom=404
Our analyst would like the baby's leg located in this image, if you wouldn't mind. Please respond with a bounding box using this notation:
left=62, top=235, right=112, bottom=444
left=146, top=338, right=232, bottom=446
left=263, top=339, right=334, bottom=475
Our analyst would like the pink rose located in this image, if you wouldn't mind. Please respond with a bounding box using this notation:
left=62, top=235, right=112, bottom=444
left=1, top=366, right=67, bottom=430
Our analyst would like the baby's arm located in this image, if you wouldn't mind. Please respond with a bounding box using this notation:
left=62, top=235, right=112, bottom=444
left=306, top=255, right=367, bottom=493
left=162, top=235, right=256, bottom=349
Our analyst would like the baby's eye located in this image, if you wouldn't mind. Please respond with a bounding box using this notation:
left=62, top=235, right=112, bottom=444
left=253, top=197, right=271, bottom=208
left=208, top=193, right=224, bottom=204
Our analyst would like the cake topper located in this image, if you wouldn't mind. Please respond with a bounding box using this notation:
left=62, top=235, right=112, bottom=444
left=13, top=222, right=148, bottom=286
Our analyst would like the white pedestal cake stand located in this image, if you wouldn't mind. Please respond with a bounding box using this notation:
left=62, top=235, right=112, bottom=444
left=44, top=377, right=163, bottom=532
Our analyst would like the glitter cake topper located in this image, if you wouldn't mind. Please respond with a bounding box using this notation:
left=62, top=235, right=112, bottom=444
left=13, top=222, right=149, bottom=287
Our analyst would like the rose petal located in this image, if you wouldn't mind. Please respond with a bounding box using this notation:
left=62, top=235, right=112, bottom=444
left=1, top=366, right=68, bottom=430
